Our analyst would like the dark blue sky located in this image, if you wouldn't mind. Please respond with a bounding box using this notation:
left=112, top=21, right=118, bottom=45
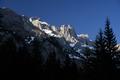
left=0, top=0, right=120, bottom=42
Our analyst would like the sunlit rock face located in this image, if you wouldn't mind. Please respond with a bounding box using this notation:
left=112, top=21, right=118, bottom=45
left=29, top=17, right=49, bottom=30
left=59, top=25, right=78, bottom=43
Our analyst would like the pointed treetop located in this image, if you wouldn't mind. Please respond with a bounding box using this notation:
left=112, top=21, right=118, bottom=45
left=99, top=28, right=103, bottom=35
left=106, top=17, right=110, bottom=27
left=96, top=28, right=103, bottom=40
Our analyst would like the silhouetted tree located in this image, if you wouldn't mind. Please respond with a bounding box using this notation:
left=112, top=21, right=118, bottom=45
left=104, top=18, right=118, bottom=61
left=104, top=18, right=118, bottom=79
left=94, top=18, right=118, bottom=80
left=94, top=29, right=107, bottom=80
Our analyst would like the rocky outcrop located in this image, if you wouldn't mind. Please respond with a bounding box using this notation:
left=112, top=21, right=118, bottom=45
left=59, top=25, right=78, bottom=43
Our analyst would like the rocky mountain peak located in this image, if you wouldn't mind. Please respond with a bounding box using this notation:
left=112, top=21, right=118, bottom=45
left=29, top=17, right=49, bottom=30
left=59, top=25, right=78, bottom=43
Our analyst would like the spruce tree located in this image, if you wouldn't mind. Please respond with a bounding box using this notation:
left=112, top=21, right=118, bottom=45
left=95, top=29, right=106, bottom=57
left=94, top=29, right=106, bottom=79
left=104, top=18, right=118, bottom=57
left=95, top=18, right=118, bottom=80
left=104, top=18, right=118, bottom=79
left=95, top=29, right=106, bottom=69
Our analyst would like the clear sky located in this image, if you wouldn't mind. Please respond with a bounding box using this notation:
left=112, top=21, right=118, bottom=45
left=0, top=0, right=120, bottom=42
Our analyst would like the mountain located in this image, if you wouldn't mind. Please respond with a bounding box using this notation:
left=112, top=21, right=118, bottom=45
left=0, top=7, right=94, bottom=62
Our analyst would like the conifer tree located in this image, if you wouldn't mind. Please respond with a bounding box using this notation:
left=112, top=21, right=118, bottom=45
left=104, top=18, right=118, bottom=57
left=94, top=18, right=118, bottom=80
left=94, top=29, right=106, bottom=79
left=104, top=18, right=118, bottom=79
